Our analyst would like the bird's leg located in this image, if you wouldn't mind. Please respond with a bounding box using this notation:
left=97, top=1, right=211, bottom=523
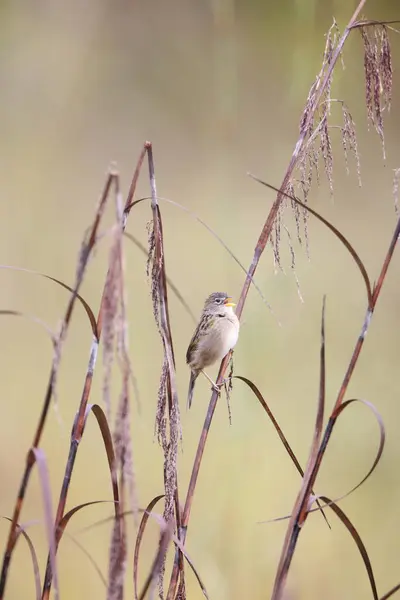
left=200, top=370, right=222, bottom=394
left=200, top=351, right=235, bottom=394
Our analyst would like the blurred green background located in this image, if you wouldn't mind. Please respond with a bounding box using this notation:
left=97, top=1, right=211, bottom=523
left=1, top=1, right=400, bottom=598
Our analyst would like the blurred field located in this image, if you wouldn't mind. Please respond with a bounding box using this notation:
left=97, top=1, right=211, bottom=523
left=1, top=1, right=400, bottom=598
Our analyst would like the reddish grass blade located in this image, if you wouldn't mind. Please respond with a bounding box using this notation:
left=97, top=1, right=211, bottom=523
left=233, top=375, right=312, bottom=480
left=247, top=175, right=373, bottom=307
left=88, top=405, right=120, bottom=514
left=307, top=295, right=326, bottom=508
left=380, top=583, right=400, bottom=600
left=371, top=221, right=400, bottom=306
left=59, top=501, right=115, bottom=536
left=333, top=398, right=385, bottom=495
left=319, top=496, right=379, bottom=600
left=42, top=339, right=103, bottom=597
left=0, top=266, right=98, bottom=338
left=261, top=395, right=386, bottom=530
left=31, top=448, right=59, bottom=600
left=271, top=298, right=326, bottom=599
left=134, top=495, right=165, bottom=600
left=234, top=375, right=330, bottom=528
left=1, top=517, right=41, bottom=600
left=0, top=310, right=56, bottom=343
left=123, top=145, right=148, bottom=225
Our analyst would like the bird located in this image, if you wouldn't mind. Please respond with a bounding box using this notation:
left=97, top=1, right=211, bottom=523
left=186, top=292, right=240, bottom=409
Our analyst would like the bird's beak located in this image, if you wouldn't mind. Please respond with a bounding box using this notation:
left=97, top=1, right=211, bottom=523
left=224, top=297, right=236, bottom=307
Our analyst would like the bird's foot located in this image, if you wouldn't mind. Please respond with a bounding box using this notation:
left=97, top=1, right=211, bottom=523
left=200, top=370, right=231, bottom=396
left=210, top=381, right=223, bottom=395
left=211, top=378, right=233, bottom=395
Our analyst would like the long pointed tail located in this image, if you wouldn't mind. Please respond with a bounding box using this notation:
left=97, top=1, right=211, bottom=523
left=187, top=371, right=198, bottom=410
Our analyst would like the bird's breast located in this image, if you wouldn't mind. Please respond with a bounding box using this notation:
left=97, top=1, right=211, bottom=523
left=220, top=318, right=239, bottom=356
left=200, top=316, right=239, bottom=367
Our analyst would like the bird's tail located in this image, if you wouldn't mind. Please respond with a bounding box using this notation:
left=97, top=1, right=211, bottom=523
left=187, top=371, right=198, bottom=410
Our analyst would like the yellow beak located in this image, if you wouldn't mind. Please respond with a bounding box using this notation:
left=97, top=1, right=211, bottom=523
left=224, top=297, right=236, bottom=307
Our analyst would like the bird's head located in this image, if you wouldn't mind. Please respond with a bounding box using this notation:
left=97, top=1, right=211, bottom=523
left=203, top=292, right=236, bottom=314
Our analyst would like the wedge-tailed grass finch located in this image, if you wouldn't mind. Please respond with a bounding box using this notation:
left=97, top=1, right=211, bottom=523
left=186, top=292, right=240, bottom=409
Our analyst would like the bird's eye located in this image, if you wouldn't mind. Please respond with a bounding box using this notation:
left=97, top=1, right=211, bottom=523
left=215, top=298, right=222, bottom=304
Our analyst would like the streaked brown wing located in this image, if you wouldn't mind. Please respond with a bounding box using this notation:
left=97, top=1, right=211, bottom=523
left=186, top=314, right=214, bottom=364
left=186, top=321, right=202, bottom=364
